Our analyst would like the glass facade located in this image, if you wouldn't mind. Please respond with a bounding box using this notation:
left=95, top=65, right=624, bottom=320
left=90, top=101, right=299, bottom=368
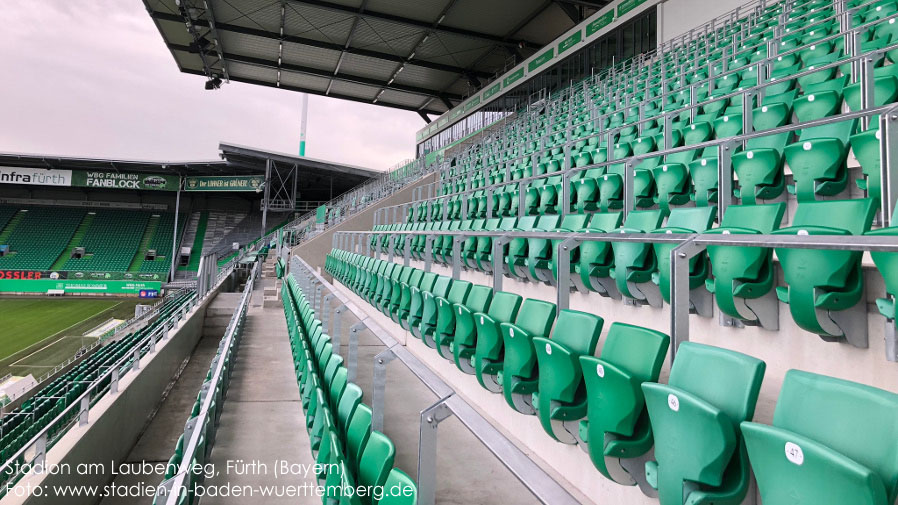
left=418, top=6, right=657, bottom=158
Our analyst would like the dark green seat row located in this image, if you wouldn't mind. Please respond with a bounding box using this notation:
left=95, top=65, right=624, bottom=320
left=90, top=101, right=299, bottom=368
left=281, top=274, right=416, bottom=505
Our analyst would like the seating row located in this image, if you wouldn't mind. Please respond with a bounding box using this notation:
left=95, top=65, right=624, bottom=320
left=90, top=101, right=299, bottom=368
left=326, top=249, right=898, bottom=505
left=282, top=274, right=417, bottom=505
left=368, top=200, right=898, bottom=343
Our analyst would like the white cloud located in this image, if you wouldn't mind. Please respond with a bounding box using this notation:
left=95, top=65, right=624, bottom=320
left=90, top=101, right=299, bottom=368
left=0, top=0, right=422, bottom=170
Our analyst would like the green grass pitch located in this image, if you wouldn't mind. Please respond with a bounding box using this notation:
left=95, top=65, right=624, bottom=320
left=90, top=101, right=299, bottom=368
left=0, top=297, right=143, bottom=378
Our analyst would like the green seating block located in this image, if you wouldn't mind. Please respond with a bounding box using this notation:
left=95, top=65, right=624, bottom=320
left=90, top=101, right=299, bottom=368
left=652, top=206, right=717, bottom=305
left=430, top=280, right=472, bottom=350
left=610, top=210, right=668, bottom=305
left=448, top=285, right=494, bottom=368
left=576, top=212, right=624, bottom=296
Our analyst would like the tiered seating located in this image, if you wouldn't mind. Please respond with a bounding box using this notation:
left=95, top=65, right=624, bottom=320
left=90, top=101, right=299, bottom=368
left=0, top=207, right=85, bottom=270
left=281, top=274, right=417, bottom=505
left=325, top=248, right=898, bottom=503
left=61, top=210, right=150, bottom=272
left=0, top=291, right=195, bottom=474
left=139, top=212, right=188, bottom=274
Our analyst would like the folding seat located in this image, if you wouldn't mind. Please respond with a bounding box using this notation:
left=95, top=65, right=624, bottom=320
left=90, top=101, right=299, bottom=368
left=538, top=175, right=564, bottom=214
left=852, top=123, right=885, bottom=206
left=446, top=284, right=493, bottom=368
left=573, top=168, right=606, bottom=212
left=651, top=206, right=718, bottom=310
left=394, top=269, right=424, bottom=325
left=526, top=213, right=590, bottom=285
left=598, top=165, right=656, bottom=211
left=732, top=128, right=790, bottom=204
left=383, top=266, right=412, bottom=315
left=358, top=431, right=396, bottom=503
left=704, top=203, right=786, bottom=328
left=785, top=76, right=856, bottom=201
left=742, top=370, right=898, bottom=505
left=372, top=262, right=397, bottom=307
left=428, top=279, right=471, bottom=350
left=500, top=299, right=557, bottom=414
left=867, top=208, right=898, bottom=323
left=378, top=469, right=418, bottom=505
left=643, top=342, right=765, bottom=505
left=473, top=292, right=523, bottom=392
left=504, top=215, right=539, bottom=279
left=578, top=323, right=668, bottom=485
left=531, top=310, right=604, bottom=443
left=774, top=198, right=877, bottom=343
left=405, top=272, right=440, bottom=334
left=609, top=210, right=669, bottom=306
left=574, top=211, right=624, bottom=296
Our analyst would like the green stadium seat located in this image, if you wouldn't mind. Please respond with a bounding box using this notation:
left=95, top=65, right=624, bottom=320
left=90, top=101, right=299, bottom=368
left=532, top=310, right=604, bottom=443
left=579, top=323, right=669, bottom=484
left=643, top=342, right=765, bottom=505
left=429, top=279, right=472, bottom=350
left=774, top=199, right=877, bottom=342
left=651, top=206, right=718, bottom=309
left=474, top=292, right=524, bottom=393
left=500, top=298, right=557, bottom=414
left=446, top=285, right=493, bottom=367
left=742, top=370, right=898, bottom=505
left=609, top=209, right=668, bottom=306
left=378, top=469, right=418, bottom=505
left=575, top=212, right=624, bottom=297
left=866, top=208, right=898, bottom=322
left=415, top=275, right=452, bottom=340
left=705, top=203, right=786, bottom=327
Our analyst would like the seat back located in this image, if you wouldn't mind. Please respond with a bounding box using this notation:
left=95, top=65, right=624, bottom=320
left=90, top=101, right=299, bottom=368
left=552, top=310, right=603, bottom=354
left=669, top=342, right=766, bottom=423
left=587, top=211, right=623, bottom=232
left=378, top=469, right=417, bottom=505
left=431, top=276, right=452, bottom=298
left=513, top=299, right=557, bottom=338
left=444, top=280, right=470, bottom=305
left=418, top=272, right=438, bottom=292
left=559, top=212, right=590, bottom=231
left=465, top=285, right=493, bottom=313
left=600, top=323, right=669, bottom=383
left=358, top=431, right=396, bottom=490
left=661, top=206, right=717, bottom=232
left=719, top=202, right=785, bottom=232
left=346, top=404, right=372, bottom=468
left=790, top=198, right=876, bottom=235
left=486, top=291, right=523, bottom=321
left=774, top=370, right=898, bottom=503
left=621, top=209, right=667, bottom=231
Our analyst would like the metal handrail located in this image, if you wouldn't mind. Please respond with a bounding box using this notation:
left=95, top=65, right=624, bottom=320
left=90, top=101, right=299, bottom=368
left=158, top=259, right=258, bottom=505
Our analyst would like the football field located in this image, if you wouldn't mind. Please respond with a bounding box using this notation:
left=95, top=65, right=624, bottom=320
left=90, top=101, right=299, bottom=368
left=0, top=297, right=143, bottom=379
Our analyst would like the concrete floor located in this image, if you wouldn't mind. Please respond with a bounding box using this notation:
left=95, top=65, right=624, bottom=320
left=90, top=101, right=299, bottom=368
left=99, top=293, right=242, bottom=505
left=321, top=295, right=544, bottom=505
left=201, top=286, right=318, bottom=505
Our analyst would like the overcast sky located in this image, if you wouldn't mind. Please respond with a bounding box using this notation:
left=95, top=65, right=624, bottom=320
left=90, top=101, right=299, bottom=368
left=0, top=1, right=422, bottom=170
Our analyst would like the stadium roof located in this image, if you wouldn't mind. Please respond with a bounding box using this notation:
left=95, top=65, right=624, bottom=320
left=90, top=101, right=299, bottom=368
left=144, top=0, right=609, bottom=118
left=0, top=143, right=378, bottom=195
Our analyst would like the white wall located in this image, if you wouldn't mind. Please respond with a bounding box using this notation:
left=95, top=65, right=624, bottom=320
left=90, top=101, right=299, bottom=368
left=657, top=0, right=749, bottom=43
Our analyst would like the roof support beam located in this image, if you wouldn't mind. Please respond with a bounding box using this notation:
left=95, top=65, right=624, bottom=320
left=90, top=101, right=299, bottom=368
left=286, top=0, right=541, bottom=49
left=181, top=68, right=444, bottom=115
left=555, top=1, right=583, bottom=23
left=417, top=111, right=432, bottom=123
left=150, top=11, right=492, bottom=78
left=171, top=44, right=464, bottom=100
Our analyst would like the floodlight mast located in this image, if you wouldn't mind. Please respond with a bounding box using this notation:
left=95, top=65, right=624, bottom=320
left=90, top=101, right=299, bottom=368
left=299, top=93, right=309, bottom=156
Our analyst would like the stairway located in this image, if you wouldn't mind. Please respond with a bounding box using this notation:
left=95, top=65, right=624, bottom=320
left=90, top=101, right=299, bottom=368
left=0, top=210, right=26, bottom=245
left=127, top=215, right=160, bottom=271
left=49, top=212, right=95, bottom=271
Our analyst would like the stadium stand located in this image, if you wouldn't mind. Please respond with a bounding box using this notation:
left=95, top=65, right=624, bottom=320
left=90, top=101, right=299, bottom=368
left=0, top=207, right=85, bottom=271
left=60, top=210, right=151, bottom=272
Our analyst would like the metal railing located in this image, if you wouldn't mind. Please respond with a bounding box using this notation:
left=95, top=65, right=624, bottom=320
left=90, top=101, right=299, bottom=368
left=291, top=256, right=580, bottom=505
left=156, top=258, right=259, bottom=504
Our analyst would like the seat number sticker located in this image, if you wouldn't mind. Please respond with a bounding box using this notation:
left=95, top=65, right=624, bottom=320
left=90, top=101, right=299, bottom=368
left=509, top=328, right=515, bottom=338
left=785, top=442, right=804, bottom=466
left=545, top=343, right=552, bottom=355
left=596, top=364, right=605, bottom=378
left=667, top=394, right=680, bottom=412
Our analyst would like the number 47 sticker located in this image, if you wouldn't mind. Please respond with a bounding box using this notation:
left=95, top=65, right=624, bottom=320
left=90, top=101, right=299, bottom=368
left=785, top=442, right=804, bottom=465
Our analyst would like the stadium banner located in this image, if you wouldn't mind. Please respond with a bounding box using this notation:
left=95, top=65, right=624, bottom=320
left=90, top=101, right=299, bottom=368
left=0, top=279, right=163, bottom=294
left=72, top=171, right=179, bottom=191
left=0, top=270, right=165, bottom=281
left=184, top=175, right=265, bottom=192
left=0, top=167, right=178, bottom=191
left=0, top=166, right=72, bottom=187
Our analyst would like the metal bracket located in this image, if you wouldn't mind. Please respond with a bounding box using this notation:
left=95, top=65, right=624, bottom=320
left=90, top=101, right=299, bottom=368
left=417, top=397, right=455, bottom=505
left=372, top=348, right=398, bottom=432
left=331, top=304, right=346, bottom=354
left=492, top=235, right=511, bottom=292
left=555, top=237, right=580, bottom=310
left=348, top=322, right=364, bottom=381
left=670, top=238, right=708, bottom=363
